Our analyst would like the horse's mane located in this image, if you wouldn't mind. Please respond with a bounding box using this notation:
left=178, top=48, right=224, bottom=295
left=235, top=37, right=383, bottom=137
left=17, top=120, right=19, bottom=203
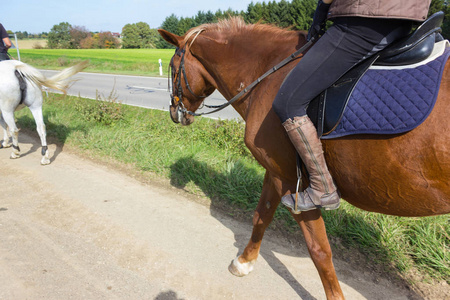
left=184, top=16, right=299, bottom=44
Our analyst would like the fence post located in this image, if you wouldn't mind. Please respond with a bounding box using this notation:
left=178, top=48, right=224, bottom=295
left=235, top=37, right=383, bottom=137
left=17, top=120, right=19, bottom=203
left=159, top=59, right=163, bottom=76
left=14, top=33, right=20, bottom=61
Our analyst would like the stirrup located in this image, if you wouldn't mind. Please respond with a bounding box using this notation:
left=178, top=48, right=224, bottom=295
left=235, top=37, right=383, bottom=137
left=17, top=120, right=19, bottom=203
left=281, top=193, right=317, bottom=214
left=281, top=177, right=341, bottom=213
left=281, top=190, right=341, bottom=213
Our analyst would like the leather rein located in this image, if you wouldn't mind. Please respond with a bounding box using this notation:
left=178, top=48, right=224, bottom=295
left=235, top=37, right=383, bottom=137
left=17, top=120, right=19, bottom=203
left=169, top=35, right=315, bottom=117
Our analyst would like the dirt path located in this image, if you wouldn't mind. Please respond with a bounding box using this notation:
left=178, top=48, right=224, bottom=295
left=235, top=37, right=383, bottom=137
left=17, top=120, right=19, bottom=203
left=0, top=133, right=434, bottom=299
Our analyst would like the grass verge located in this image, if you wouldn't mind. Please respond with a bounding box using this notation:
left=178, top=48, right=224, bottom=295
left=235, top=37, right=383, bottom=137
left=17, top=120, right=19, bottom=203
left=14, top=93, right=449, bottom=288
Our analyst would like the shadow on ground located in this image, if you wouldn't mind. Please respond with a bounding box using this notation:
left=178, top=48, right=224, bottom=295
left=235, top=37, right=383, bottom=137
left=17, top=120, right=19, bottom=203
left=15, top=115, right=88, bottom=164
left=169, top=155, right=423, bottom=300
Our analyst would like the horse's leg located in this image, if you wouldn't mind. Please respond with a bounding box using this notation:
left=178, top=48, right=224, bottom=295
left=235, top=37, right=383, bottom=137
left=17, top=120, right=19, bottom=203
left=0, top=114, right=12, bottom=148
left=229, top=172, right=279, bottom=276
left=293, top=210, right=344, bottom=300
left=1, top=111, right=20, bottom=159
left=28, top=106, right=50, bottom=165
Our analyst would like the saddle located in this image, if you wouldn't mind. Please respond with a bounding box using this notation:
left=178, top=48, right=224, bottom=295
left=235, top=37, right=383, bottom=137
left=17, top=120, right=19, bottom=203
left=307, top=11, right=445, bottom=138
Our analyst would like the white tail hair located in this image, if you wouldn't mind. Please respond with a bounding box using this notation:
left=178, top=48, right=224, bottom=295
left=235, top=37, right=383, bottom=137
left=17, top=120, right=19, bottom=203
left=15, top=61, right=89, bottom=93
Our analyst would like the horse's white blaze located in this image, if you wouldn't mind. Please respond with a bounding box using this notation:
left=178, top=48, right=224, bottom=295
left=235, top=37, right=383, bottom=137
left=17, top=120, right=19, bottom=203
left=228, top=256, right=256, bottom=277
left=176, top=106, right=184, bottom=123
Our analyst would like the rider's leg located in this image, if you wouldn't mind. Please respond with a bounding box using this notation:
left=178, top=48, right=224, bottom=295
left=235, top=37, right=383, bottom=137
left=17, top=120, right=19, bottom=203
left=282, top=115, right=340, bottom=211
left=272, top=17, right=412, bottom=212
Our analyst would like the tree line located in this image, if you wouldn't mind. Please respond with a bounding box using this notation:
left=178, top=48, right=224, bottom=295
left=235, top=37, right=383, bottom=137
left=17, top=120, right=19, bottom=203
left=10, top=31, right=48, bottom=39
left=47, top=22, right=120, bottom=49
left=157, top=0, right=450, bottom=48
left=38, top=0, right=450, bottom=49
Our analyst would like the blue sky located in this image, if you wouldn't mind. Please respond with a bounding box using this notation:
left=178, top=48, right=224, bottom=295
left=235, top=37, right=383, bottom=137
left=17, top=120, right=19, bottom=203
left=3, top=0, right=259, bottom=34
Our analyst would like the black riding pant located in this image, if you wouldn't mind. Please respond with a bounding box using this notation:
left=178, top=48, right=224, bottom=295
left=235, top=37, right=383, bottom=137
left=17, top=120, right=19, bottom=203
left=272, top=17, right=413, bottom=122
left=0, top=52, right=9, bottom=61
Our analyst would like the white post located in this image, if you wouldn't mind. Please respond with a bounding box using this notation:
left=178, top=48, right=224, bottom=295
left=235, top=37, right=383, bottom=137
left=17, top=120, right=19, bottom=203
left=14, top=33, right=20, bottom=61
left=159, top=59, right=163, bottom=76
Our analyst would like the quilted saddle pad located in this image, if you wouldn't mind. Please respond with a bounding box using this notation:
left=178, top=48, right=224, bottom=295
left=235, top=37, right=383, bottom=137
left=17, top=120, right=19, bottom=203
left=323, top=41, right=450, bottom=140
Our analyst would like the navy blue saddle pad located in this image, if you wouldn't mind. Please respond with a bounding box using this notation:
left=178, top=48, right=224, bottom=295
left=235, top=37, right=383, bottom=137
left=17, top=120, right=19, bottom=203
left=323, top=42, right=450, bottom=140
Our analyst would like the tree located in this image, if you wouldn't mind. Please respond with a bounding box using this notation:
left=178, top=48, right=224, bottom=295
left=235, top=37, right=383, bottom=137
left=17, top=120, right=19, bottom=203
left=121, top=23, right=140, bottom=48
left=97, top=32, right=120, bottom=49
left=177, top=17, right=196, bottom=36
left=121, top=22, right=157, bottom=48
left=440, top=2, right=450, bottom=39
left=429, top=0, right=445, bottom=15
left=160, top=14, right=180, bottom=35
left=48, top=22, right=72, bottom=49
left=216, top=8, right=242, bottom=20
left=70, top=26, right=90, bottom=49
left=289, top=0, right=316, bottom=31
left=158, top=14, right=181, bottom=48
left=195, top=10, right=217, bottom=25
left=80, top=36, right=98, bottom=49
left=245, top=2, right=265, bottom=23
left=276, top=0, right=292, bottom=28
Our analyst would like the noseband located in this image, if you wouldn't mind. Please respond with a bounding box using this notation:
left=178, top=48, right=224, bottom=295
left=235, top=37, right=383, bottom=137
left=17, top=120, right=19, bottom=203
left=169, top=34, right=315, bottom=117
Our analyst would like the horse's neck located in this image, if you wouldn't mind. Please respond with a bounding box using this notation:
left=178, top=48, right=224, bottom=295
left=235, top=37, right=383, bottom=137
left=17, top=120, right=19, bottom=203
left=201, top=32, right=303, bottom=118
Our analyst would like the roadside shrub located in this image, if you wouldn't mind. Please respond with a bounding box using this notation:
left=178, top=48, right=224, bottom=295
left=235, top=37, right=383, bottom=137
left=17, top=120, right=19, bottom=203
left=57, top=56, right=69, bottom=66
left=32, top=42, right=45, bottom=49
left=75, top=89, right=124, bottom=126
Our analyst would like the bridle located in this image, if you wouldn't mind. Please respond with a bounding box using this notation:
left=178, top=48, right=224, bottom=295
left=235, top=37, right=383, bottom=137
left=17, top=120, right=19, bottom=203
left=169, top=34, right=315, bottom=117
left=169, top=45, right=207, bottom=116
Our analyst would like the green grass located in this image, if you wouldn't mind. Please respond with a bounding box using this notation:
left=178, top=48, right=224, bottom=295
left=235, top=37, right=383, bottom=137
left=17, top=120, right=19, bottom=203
left=10, top=49, right=175, bottom=76
left=14, top=93, right=449, bottom=286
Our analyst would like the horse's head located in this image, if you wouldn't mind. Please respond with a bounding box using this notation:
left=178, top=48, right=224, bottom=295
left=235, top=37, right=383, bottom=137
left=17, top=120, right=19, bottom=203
left=158, top=29, right=217, bottom=125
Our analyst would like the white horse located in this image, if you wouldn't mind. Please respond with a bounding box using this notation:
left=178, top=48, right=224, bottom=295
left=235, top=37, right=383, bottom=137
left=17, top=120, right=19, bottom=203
left=0, top=60, right=87, bottom=165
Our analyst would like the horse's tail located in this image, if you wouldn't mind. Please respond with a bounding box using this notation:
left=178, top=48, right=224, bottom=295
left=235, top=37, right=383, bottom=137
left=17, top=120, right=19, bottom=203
left=15, top=61, right=89, bottom=93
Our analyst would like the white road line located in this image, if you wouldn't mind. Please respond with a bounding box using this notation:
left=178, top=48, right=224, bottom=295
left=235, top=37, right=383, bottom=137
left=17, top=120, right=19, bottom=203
left=126, top=85, right=168, bottom=92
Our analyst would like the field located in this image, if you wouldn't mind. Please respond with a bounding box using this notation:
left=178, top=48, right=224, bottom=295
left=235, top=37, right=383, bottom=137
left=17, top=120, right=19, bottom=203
left=14, top=39, right=47, bottom=49
left=10, top=48, right=175, bottom=77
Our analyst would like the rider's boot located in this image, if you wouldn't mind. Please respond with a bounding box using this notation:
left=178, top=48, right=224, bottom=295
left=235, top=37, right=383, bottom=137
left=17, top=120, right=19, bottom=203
left=281, top=115, right=340, bottom=213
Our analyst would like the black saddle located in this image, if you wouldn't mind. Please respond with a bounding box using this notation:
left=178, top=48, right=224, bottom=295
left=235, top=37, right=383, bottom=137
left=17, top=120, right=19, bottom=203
left=307, top=11, right=445, bottom=137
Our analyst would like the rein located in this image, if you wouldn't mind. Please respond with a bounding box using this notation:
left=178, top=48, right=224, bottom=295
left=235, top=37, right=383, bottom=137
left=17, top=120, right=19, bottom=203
left=170, top=35, right=315, bottom=117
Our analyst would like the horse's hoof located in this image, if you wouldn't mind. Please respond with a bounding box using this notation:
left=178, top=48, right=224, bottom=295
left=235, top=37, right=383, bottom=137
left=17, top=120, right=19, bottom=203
left=10, top=152, right=20, bottom=159
left=40, top=157, right=51, bottom=165
left=1, top=142, right=11, bottom=148
left=228, top=257, right=255, bottom=277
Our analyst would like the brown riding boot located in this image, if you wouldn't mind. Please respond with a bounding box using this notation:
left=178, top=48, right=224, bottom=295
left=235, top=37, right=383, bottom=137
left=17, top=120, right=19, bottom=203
left=281, top=116, right=340, bottom=213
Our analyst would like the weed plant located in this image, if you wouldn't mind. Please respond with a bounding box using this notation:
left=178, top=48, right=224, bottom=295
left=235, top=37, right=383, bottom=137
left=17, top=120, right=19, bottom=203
left=14, top=93, right=449, bottom=285
left=75, top=89, right=124, bottom=126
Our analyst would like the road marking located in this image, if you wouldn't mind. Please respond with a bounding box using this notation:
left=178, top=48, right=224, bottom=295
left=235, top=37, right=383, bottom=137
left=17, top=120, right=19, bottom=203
left=126, top=85, right=168, bottom=92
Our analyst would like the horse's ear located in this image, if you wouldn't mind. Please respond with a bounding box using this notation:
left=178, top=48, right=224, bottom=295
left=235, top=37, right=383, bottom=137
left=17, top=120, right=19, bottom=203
left=158, top=29, right=182, bottom=47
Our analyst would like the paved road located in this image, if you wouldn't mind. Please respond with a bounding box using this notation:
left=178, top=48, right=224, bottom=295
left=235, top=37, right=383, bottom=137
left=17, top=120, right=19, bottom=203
left=41, top=70, right=243, bottom=121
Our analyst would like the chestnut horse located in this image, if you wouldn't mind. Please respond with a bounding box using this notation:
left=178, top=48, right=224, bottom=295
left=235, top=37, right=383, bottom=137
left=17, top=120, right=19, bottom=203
left=158, top=18, right=450, bottom=299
